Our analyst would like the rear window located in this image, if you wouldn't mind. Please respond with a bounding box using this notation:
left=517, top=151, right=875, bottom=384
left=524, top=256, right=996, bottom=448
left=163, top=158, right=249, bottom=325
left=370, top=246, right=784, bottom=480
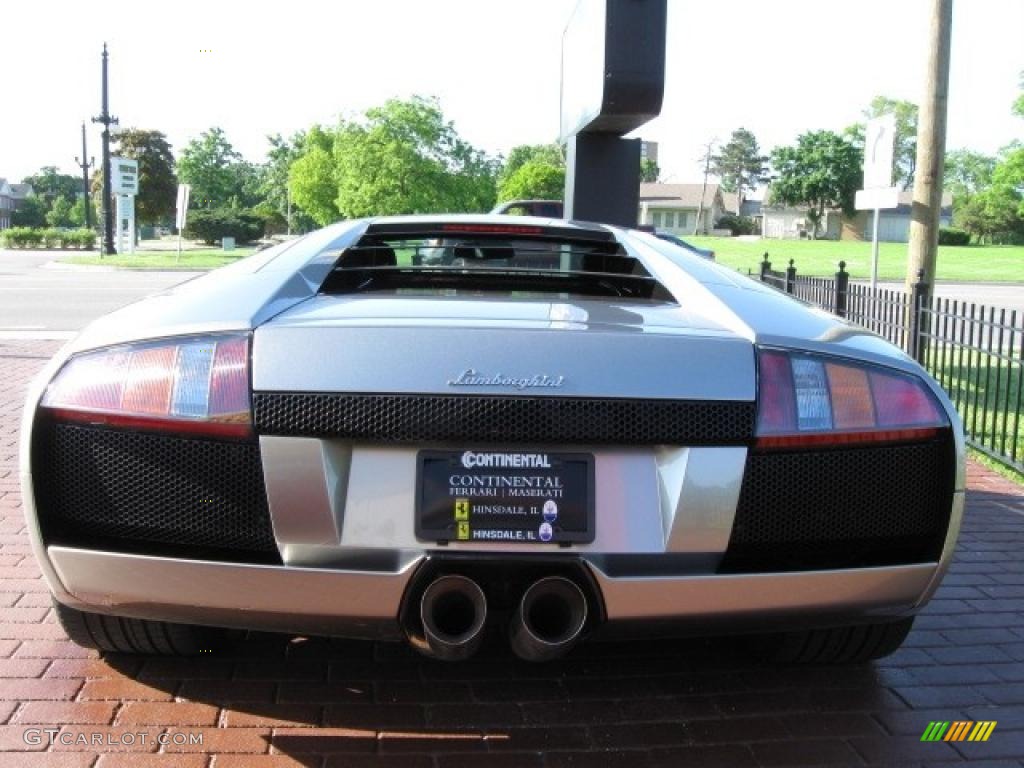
left=320, top=229, right=672, bottom=301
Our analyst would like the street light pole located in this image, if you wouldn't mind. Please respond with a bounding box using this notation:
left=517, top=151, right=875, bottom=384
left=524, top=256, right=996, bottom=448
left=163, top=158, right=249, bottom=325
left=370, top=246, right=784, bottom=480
left=91, top=43, right=118, bottom=257
left=74, top=122, right=94, bottom=230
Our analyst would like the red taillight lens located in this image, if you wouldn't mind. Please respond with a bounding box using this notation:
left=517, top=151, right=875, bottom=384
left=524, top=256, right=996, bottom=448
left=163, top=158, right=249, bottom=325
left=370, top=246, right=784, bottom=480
left=756, top=349, right=947, bottom=448
left=42, top=334, right=252, bottom=439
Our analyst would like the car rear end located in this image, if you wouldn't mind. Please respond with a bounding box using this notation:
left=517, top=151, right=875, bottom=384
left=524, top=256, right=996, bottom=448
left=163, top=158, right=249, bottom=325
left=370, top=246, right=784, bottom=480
left=22, top=216, right=964, bottom=662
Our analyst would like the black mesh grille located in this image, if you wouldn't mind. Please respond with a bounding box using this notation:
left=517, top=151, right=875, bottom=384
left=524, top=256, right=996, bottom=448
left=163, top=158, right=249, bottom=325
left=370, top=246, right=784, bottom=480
left=253, top=393, right=755, bottom=445
left=35, top=423, right=279, bottom=562
left=720, top=436, right=955, bottom=572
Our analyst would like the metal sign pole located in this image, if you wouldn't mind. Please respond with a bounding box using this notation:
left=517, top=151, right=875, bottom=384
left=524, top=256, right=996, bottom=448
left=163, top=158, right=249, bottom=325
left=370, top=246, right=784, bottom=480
left=871, top=207, right=881, bottom=292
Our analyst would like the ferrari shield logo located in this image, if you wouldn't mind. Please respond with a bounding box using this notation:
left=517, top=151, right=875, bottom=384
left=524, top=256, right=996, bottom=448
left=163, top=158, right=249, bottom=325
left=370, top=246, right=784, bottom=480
left=454, top=499, right=470, bottom=521
left=456, top=521, right=470, bottom=540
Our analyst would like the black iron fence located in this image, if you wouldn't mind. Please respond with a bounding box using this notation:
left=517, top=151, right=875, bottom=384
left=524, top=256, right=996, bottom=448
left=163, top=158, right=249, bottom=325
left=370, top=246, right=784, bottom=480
left=758, top=254, right=1023, bottom=474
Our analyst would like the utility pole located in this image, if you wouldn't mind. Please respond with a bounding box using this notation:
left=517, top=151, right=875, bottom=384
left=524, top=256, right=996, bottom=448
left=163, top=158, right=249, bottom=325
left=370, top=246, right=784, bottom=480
left=74, top=123, right=94, bottom=230
left=91, top=43, right=118, bottom=257
left=694, top=140, right=715, bottom=236
left=906, top=0, right=952, bottom=293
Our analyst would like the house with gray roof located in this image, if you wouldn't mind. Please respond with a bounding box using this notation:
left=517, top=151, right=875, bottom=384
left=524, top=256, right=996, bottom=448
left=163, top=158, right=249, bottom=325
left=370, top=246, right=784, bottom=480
left=638, top=183, right=728, bottom=234
left=0, top=179, right=34, bottom=229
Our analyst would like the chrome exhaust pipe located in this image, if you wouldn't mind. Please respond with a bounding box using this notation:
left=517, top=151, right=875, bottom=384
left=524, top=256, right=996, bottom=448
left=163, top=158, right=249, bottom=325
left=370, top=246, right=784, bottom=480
left=417, top=575, right=487, bottom=661
left=509, top=576, right=588, bottom=662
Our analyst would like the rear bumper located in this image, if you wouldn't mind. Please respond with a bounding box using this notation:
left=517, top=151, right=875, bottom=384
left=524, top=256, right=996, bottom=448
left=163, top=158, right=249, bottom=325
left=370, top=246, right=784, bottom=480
left=47, top=545, right=941, bottom=641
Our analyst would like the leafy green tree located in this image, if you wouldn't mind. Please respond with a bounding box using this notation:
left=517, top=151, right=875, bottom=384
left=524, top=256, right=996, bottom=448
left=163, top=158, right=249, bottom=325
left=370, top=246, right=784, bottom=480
left=498, top=144, right=563, bottom=187
left=69, top=197, right=94, bottom=228
left=640, top=158, right=660, bottom=183
left=11, top=196, right=46, bottom=228
left=259, top=132, right=314, bottom=233
left=290, top=98, right=498, bottom=224
left=177, top=127, right=244, bottom=209
left=112, top=129, right=177, bottom=225
left=336, top=96, right=497, bottom=218
left=845, top=96, right=919, bottom=189
left=710, top=128, right=767, bottom=202
left=288, top=126, right=339, bottom=226
left=45, top=195, right=74, bottom=227
left=21, top=167, right=79, bottom=208
left=769, top=130, right=861, bottom=238
left=497, top=159, right=565, bottom=202
left=496, top=143, right=564, bottom=202
left=944, top=149, right=996, bottom=205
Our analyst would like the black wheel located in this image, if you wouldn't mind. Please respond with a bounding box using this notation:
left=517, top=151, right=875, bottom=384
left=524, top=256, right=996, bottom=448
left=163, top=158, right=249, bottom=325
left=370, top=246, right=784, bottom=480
left=53, top=599, right=244, bottom=655
left=743, top=618, right=914, bottom=664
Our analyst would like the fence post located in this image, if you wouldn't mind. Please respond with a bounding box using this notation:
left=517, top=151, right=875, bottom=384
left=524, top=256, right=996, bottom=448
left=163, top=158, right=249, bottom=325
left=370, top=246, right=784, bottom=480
left=908, top=268, right=930, bottom=363
left=785, top=259, right=796, bottom=294
left=834, top=260, right=849, bottom=318
left=759, top=252, right=771, bottom=282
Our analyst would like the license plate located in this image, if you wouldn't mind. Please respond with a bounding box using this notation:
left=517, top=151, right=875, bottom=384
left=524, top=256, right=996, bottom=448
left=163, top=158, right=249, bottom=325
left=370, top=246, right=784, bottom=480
left=416, top=450, right=595, bottom=545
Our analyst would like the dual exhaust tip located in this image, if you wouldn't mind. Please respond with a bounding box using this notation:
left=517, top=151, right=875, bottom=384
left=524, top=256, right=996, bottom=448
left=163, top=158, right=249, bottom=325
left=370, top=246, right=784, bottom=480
left=416, top=574, right=588, bottom=662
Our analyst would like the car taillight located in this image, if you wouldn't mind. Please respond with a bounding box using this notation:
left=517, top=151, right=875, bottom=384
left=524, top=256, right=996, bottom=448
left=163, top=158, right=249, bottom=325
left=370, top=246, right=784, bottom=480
left=41, top=334, right=252, bottom=439
left=755, top=349, right=947, bottom=448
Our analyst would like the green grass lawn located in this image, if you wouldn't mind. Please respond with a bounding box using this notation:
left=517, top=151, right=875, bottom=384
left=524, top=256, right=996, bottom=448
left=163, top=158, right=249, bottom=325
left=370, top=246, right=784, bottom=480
left=687, top=237, right=1024, bottom=283
left=63, top=248, right=256, bottom=270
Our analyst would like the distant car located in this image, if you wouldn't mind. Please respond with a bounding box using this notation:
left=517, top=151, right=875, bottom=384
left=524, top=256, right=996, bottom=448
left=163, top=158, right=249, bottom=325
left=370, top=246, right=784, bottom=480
left=654, top=230, right=715, bottom=260
left=491, top=200, right=564, bottom=218
left=23, top=214, right=963, bottom=665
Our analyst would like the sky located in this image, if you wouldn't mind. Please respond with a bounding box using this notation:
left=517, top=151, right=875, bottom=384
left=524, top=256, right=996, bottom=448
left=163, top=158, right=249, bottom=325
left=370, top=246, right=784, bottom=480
left=1, top=0, right=1021, bottom=187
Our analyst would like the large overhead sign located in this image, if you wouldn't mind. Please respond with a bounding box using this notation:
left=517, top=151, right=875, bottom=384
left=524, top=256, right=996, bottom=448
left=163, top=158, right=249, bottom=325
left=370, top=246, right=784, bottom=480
left=559, top=0, right=667, bottom=142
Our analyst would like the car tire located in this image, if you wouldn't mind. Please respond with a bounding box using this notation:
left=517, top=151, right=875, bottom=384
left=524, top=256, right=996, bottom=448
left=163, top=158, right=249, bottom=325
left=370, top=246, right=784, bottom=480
left=53, top=600, right=243, bottom=655
left=745, top=618, right=914, bottom=664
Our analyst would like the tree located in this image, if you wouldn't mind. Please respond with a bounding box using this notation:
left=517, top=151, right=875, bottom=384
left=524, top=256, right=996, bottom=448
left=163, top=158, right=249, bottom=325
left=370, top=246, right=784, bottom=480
left=769, top=130, right=861, bottom=238
left=498, top=144, right=563, bottom=187
left=21, top=167, right=79, bottom=208
left=845, top=96, right=919, bottom=189
left=45, top=195, right=74, bottom=228
left=177, top=127, right=244, bottom=209
left=710, top=128, right=767, bottom=203
left=329, top=96, right=498, bottom=219
left=1014, top=71, right=1024, bottom=118
left=112, top=129, right=177, bottom=225
left=944, top=149, right=996, bottom=205
left=497, top=159, right=565, bottom=202
left=640, top=158, right=660, bottom=183
left=288, top=126, right=340, bottom=226
left=11, top=196, right=46, bottom=228
left=259, top=132, right=315, bottom=233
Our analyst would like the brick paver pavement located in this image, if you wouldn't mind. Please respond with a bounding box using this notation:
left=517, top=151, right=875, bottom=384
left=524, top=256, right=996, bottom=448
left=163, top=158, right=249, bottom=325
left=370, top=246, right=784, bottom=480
left=1, top=339, right=1023, bottom=767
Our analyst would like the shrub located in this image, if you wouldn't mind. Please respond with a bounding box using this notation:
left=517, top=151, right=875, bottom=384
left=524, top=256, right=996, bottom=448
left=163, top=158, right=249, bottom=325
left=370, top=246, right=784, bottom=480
left=184, top=208, right=264, bottom=245
left=938, top=227, right=971, bottom=246
left=67, top=229, right=97, bottom=250
left=715, top=213, right=758, bottom=236
left=1, top=227, right=43, bottom=249
left=42, top=229, right=64, bottom=249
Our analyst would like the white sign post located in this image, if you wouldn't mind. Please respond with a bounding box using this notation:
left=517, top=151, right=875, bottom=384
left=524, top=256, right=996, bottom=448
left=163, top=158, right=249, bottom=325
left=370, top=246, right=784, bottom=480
left=175, top=184, right=191, bottom=263
left=110, top=157, right=139, bottom=255
left=855, top=115, right=899, bottom=291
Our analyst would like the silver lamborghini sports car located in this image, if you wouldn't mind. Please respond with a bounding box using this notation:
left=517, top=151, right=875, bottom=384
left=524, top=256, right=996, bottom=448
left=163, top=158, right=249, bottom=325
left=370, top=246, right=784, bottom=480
left=21, top=216, right=964, bottom=663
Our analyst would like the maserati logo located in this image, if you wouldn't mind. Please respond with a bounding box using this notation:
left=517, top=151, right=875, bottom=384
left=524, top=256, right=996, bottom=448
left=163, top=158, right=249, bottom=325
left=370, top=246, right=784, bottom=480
left=447, top=368, right=565, bottom=390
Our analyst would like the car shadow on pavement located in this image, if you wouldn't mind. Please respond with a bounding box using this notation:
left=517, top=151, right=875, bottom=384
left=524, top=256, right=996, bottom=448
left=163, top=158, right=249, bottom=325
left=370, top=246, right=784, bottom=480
left=99, top=626, right=928, bottom=765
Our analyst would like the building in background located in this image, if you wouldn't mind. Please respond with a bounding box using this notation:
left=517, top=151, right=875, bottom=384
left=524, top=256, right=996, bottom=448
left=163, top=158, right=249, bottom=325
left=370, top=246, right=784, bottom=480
left=841, top=190, right=954, bottom=243
left=0, top=179, right=34, bottom=229
left=640, top=140, right=659, bottom=166
left=638, top=182, right=726, bottom=234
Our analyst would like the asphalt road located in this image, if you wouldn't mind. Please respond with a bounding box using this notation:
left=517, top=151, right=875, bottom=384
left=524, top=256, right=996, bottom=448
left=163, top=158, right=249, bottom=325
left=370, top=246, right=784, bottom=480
left=870, top=281, right=1024, bottom=319
left=0, top=251, right=199, bottom=337
left=0, top=249, right=1021, bottom=338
